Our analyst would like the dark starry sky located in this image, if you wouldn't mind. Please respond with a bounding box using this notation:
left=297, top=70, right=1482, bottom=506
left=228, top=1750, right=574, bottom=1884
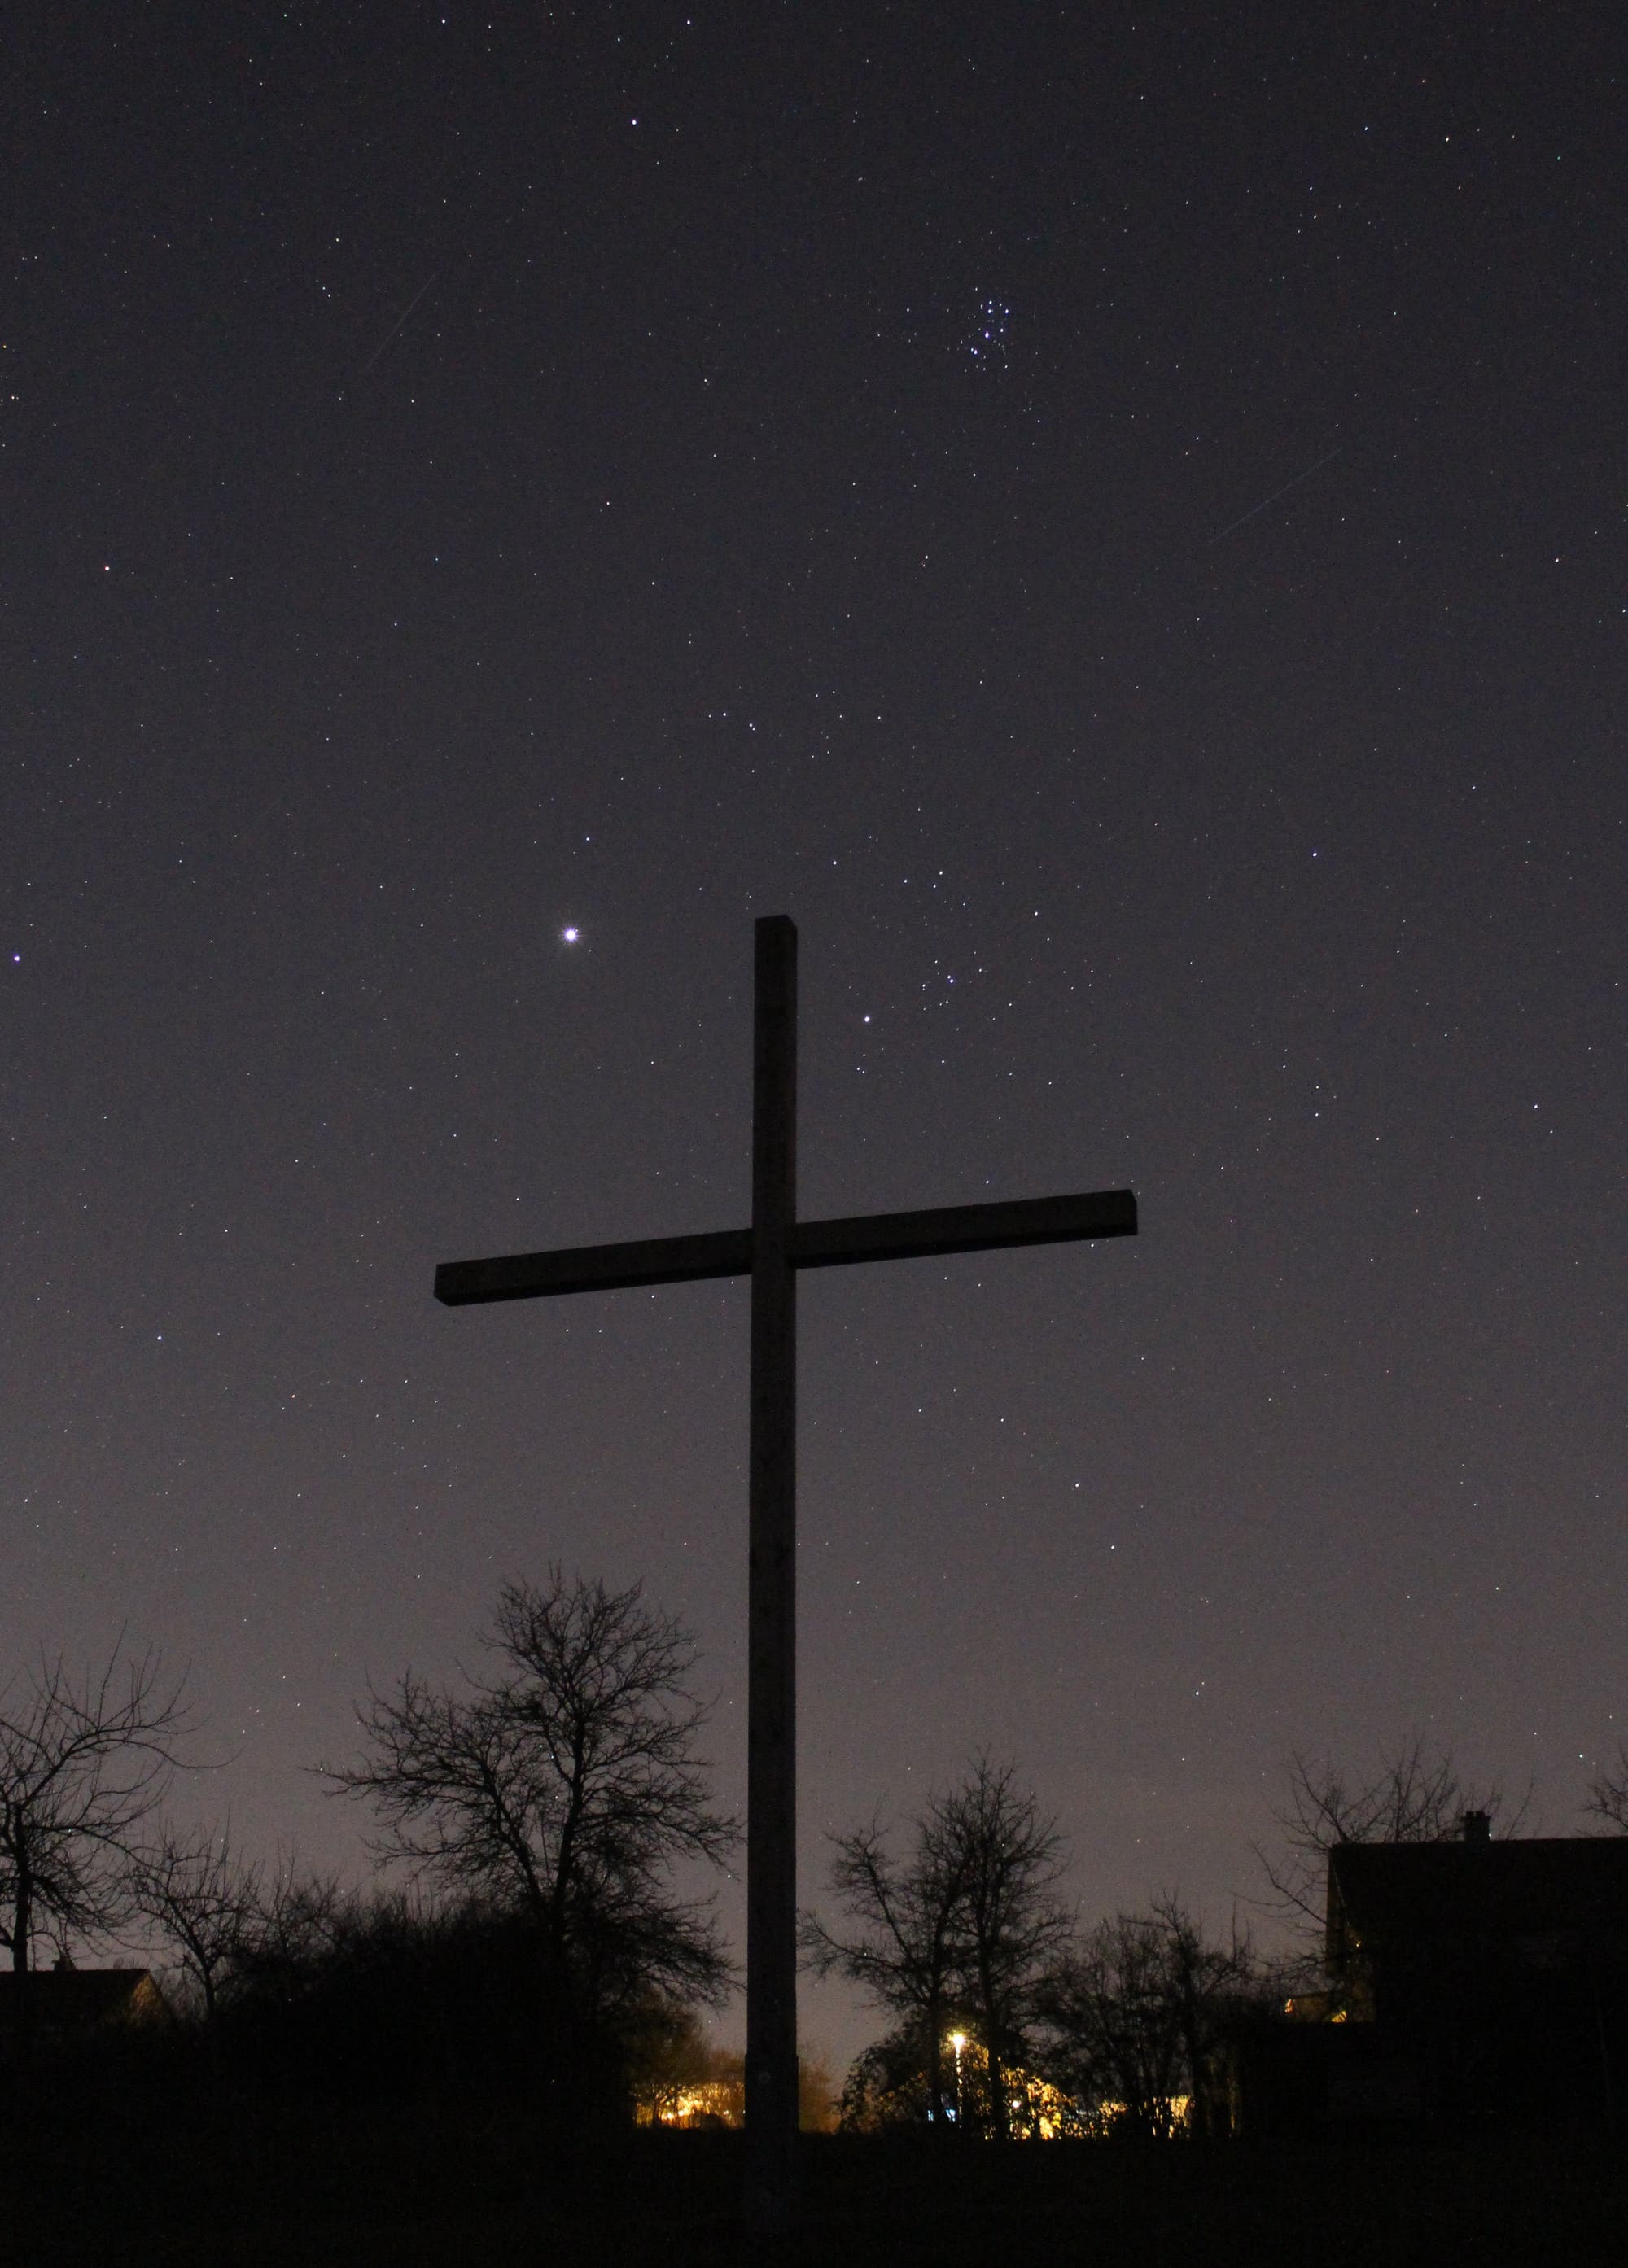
left=5, top=2, right=1625, bottom=2062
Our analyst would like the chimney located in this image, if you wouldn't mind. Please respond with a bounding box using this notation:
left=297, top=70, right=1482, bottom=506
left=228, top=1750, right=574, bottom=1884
left=1461, top=1810, right=1491, bottom=1844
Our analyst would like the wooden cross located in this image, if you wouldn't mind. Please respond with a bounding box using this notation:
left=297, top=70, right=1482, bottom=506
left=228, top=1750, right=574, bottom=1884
left=435, top=916, right=1136, bottom=2236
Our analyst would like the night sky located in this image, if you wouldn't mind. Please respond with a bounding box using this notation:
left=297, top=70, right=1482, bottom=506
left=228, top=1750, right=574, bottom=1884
left=7, top=4, right=1625, bottom=2066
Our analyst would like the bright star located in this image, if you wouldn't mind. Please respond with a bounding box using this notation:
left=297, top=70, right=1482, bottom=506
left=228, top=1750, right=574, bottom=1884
left=562, top=926, right=580, bottom=943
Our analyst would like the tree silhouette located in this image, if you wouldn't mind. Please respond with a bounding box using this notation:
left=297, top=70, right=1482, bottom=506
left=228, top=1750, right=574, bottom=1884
left=805, top=1755, right=1070, bottom=2136
left=802, top=1803, right=969, bottom=2126
left=1586, top=1748, right=1628, bottom=1831
left=942, top=1759, right=1072, bottom=2139
left=128, top=1815, right=265, bottom=2021
left=1040, top=1898, right=1258, bottom=2139
left=0, top=1638, right=190, bottom=2041
left=325, top=1570, right=735, bottom=2101
left=1256, top=1741, right=1519, bottom=1947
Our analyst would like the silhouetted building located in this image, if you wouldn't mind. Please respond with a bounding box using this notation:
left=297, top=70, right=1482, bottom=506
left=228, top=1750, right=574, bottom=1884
left=1236, top=1820, right=1628, bottom=2132
left=0, top=1968, right=173, bottom=2060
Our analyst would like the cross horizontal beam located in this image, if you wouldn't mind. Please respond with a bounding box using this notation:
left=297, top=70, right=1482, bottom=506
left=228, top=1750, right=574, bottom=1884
left=434, top=1187, right=1136, bottom=1307
left=796, top=1186, right=1136, bottom=1270
left=435, top=1227, right=752, bottom=1305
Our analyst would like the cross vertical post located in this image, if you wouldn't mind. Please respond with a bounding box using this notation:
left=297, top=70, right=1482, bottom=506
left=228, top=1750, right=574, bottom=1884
left=745, top=913, right=799, bottom=2238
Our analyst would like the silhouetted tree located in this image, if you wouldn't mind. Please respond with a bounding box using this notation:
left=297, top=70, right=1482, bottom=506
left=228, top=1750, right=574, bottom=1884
left=625, top=1999, right=724, bottom=2124
left=1146, top=1895, right=1261, bottom=2138
left=324, top=1570, right=735, bottom=2110
left=127, top=1816, right=265, bottom=2021
left=837, top=2021, right=936, bottom=2131
left=230, top=1862, right=351, bottom=2004
left=1256, top=1741, right=1519, bottom=1946
left=1040, top=1898, right=1258, bottom=2139
left=801, top=1802, right=970, bottom=2126
left=214, top=1883, right=540, bottom=2100
left=943, top=1759, right=1072, bottom=2139
left=0, top=1640, right=190, bottom=2042
left=806, top=1756, right=1070, bottom=2137
left=1586, top=1748, right=1628, bottom=1831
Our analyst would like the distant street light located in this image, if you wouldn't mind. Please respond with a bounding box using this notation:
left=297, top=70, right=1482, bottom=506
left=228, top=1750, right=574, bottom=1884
left=950, top=2031, right=967, bottom=2130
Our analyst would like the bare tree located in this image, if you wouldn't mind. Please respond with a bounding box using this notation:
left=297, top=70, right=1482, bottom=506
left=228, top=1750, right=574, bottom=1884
left=1146, top=1895, right=1262, bottom=2138
left=1256, top=1741, right=1520, bottom=1942
left=128, top=1816, right=265, bottom=2021
left=235, top=1859, right=352, bottom=1998
left=942, top=1758, right=1072, bottom=2139
left=801, top=1805, right=970, bottom=2126
left=324, top=1571, right=736, bottom=2039
left=0, top=1639, right=190, bottom=2038
left=805, top=1757, right=1070, bottom=2138
left=1042, top=1912, right=1189, bottom=2138
left=1041, top=1896, right=1258, bottom=2139
left=1586, top=1748, right=1628, bottom=1832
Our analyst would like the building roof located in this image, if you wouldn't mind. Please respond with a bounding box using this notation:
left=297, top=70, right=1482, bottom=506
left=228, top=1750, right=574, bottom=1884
left=0, top=1968, right=171, bottom=2033
left=1328, top=1837, right=1628, bottom=1966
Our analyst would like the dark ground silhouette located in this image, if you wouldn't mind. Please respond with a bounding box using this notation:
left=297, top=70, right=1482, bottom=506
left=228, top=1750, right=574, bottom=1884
left=1, top=2067, right=1621, bottom=2268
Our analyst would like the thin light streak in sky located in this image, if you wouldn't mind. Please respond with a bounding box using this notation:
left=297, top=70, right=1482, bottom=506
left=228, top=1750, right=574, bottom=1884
left=1209, top=444, right=1347, bottom=544
left=358, top=276, right=438, bottom=377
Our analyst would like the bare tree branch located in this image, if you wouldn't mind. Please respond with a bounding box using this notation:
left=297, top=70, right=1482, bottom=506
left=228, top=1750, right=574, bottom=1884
left=126, top=1815, right=264, bottom=2020
left=322, top=1569, right=737, bottom=2024
left=804, top=1755, right=1070, bottom=2135
left=0, top=1637, right=192, bottom=2000
left=1037, top=1899, right=1261, bottom=2139
left=801, top=1810, right=971, bottom=2125
left=1586, top=1746, right=1628, bottom=1832
left=938, top=1757, right=1072, bottom=2139
left=1253, top=1741, right=1525, bottom=1946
